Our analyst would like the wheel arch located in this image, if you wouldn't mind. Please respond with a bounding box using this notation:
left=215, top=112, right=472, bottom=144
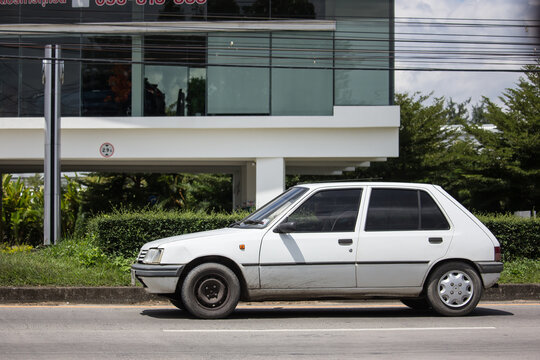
left=422, top=258, right=484, bottom=291
left=176, top=256, right=250, bottom=301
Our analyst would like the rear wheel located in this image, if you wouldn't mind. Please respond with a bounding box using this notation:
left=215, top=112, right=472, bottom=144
left=426, top=262, right=482, bottom=316
left=181, top=263, right=240, bottom=319
left=400, top=298, right=431, bottom=310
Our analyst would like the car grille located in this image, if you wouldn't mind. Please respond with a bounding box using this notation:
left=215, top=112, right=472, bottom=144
left=137, top=249, right=148, bottom=263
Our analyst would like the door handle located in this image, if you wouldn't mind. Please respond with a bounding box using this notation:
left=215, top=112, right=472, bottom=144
left=338, top=239, right=353, bottom=246
left=429, top=237, right=443, bottom=244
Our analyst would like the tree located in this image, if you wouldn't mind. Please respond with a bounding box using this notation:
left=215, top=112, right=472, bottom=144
left=79, top=173, right=233, bottom=216
left=356, top=92, right=461, bottom=184
left=462, top=61, right=539, bottom=212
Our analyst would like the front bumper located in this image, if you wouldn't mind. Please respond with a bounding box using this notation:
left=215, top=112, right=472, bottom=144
left=475, top=261, right=504, bottom=288
left=131, top=263, right=184, bottom=294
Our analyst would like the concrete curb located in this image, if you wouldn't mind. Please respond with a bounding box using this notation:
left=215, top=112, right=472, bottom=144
left=0, top=284, right=538, bottom=304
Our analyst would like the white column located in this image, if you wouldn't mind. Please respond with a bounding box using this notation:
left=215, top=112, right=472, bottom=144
left=256, top=157, right=285, bottom=209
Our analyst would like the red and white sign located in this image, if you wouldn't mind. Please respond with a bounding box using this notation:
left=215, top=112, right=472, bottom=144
left=99, top=142, right=115, bottom=158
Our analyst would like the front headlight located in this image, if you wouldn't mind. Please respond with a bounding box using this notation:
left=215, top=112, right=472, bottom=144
left=143, top=248, right=163, bottom=264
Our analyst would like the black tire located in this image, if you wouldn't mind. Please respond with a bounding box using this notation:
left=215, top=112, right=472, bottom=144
left=181, top=263, right=240, bottom=319
left=400, top=298, right=431, bottom=310
left=169, top=298, right=184, bottom=310
left=426, top=262, right=482, bottom=316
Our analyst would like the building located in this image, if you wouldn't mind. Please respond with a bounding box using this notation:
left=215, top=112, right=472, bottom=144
left=0, top=0, right=399, bottom=208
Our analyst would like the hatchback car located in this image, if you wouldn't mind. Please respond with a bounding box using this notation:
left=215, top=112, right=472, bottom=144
left=132, top=182, right=502, bottom=318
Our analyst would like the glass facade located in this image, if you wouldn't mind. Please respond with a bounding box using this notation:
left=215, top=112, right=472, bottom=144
left=0, top=0, right=393, bottom=118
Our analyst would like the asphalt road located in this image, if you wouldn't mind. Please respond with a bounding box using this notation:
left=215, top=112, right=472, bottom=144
left=0, top=301, right=539, bottom=359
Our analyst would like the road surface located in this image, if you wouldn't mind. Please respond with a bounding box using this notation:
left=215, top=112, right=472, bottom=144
left=0, top=301, right=539, bottom=359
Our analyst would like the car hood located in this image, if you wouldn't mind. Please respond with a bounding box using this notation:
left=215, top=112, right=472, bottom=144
left=142, top=227, right=248, bottom=249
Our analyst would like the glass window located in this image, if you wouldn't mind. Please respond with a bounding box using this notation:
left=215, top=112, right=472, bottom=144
left=0, top=7, right=19, bottom=24
left=0, top=38, right=19, bottom=117
left=233, top=186, right=308, bottom=228
left=208, top=32, right=270, bottom=115
left=271, top=31, right=333, bottom=116
left=144, top=35, right=206, bottom=116
left=287, top=189, right=362, bottom=233
left=365, top=189, right=419, bottom=231
left=21, top=5, right=81, bottom=24
left=270, top=0, right=325, bottom=19
left=81, top=36, right=132, bottom=116
left=144, top=1, right=206, bottom=22
left=420, top=191, right=450, bottom=230
left=332, top=0, right=391, bottom=106
left=20, top=37, right=81, bottom=117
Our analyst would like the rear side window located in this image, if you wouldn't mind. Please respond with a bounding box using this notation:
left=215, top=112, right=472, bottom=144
left=365, top=189, right=450, bottom=231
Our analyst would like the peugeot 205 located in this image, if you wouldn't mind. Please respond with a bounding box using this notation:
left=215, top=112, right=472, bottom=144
left=131, top=182, right=503, bottom=319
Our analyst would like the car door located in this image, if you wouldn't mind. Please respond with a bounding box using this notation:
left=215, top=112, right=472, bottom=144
left=259, top=188, right=363, bottom=289
left=356, top=187, right=454, bottom=288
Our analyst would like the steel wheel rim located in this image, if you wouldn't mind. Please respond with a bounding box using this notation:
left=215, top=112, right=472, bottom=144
left=195, top=275, right=228, bottom=309
left=437, top=270, right=474, bottom=308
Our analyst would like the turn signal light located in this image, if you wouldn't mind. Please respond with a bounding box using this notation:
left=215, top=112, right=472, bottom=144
left=494, top=246, right=501, bottom=262
left=239, top=244, right=245, bottom=250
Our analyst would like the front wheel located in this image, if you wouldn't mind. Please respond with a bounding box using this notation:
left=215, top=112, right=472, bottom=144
left=426, top=262, right=482, bottom=316
left=181, top=263, right=240, bottom=319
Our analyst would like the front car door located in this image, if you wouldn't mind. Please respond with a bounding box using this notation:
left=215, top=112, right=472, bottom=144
left=260, top=188, right=363, bottom=289
left=356, top=186, right=454, bottom=288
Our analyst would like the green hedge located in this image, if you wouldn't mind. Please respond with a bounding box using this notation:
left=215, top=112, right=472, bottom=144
left=86, top=210, right=246, bottom=257
left=86, top=210, right=539, bottom=261
left=477, top=215, right=539, bottom=261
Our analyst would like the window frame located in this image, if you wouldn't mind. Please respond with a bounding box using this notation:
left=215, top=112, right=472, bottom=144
left=363, top=187, right=451, bottom=232
left=281, top=187, right=364, bottom=234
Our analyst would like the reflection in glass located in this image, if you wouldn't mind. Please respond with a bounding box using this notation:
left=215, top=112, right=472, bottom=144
left=208, top=33, right=269, bottom=115
left=271, top=31, right=333, bottom=115
left=82, top=36, right=132, bottom=116
left=0, top=40, right=19, bottom=116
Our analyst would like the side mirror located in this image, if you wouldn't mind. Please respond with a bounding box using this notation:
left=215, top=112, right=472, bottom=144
left=273, top=222, right=297, bottom=234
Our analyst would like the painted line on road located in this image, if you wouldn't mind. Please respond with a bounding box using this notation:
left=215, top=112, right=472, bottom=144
left=0, top=302, right=538, bottom=309
left=163, top=326, right=496, bottom=333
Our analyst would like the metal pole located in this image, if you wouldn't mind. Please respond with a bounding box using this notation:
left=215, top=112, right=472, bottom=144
left=43, top=45, right=63, bottom=246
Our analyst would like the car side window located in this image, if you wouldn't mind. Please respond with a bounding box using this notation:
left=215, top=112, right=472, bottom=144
left=286, top=189, right=362, bottom=233
left=365, top=189, right=450, bottom=231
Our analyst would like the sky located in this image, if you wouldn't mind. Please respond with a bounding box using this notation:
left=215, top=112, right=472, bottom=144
left=394, top=0, right=539, bottom=108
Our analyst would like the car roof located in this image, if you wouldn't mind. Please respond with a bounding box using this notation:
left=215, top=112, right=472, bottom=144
left=294, top=182, right=439, bottom=191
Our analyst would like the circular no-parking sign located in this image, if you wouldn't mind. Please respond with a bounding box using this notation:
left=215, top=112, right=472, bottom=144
left=100, top=142, right=115, bottom=158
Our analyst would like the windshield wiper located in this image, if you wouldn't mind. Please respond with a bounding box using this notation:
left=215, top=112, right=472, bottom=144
left=229, top=221, right=241, bottom=228
left=242, top=220, right=264, bottom=225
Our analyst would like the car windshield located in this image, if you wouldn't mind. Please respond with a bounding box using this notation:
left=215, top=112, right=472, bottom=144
left=231, top=187, right=308, bottom=228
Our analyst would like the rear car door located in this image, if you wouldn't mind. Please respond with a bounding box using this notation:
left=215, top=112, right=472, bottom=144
left=356, top=187, right=454, bottom=288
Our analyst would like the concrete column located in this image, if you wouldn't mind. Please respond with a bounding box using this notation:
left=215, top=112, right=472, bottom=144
left=256, top=157, right=285, bottom=209
left=131, top=36, right=143, bottom=116
left=244, top=161, right=256, bottom=209
left=232, top=168, right=241, bottom=210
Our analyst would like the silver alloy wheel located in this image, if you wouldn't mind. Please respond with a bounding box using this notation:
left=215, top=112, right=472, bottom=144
left=437, top=270, right=474, bottom=307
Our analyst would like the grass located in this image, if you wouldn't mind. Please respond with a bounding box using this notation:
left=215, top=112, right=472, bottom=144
left=0, top=238, right=133, bottom=287
left=0, top=239, right=538, bottom=286
left=499, top=258, right=540, bottom=284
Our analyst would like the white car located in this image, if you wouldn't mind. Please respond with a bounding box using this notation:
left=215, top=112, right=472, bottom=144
left=132, top=182, right=502, bottom=319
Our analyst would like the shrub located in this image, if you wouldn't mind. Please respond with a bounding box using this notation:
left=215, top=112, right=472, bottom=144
left=85, top=210, right=539, bottom=261
left=86, top=210, right=247, bottom=257
left=477, top=214, right=540, bottom=261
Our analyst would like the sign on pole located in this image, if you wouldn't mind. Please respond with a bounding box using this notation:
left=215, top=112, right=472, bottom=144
left=43, top=45, right=63, bottom=246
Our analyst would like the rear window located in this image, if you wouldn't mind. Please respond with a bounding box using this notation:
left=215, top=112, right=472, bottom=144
left=365, top=189, right=450, bottom=231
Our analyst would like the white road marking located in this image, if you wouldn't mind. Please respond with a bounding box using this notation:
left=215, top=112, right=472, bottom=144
left=164, top=326, right=496, bottom=333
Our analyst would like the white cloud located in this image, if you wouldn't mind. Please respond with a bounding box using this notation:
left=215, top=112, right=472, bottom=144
left=394, top=0, right=537, bottom=107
